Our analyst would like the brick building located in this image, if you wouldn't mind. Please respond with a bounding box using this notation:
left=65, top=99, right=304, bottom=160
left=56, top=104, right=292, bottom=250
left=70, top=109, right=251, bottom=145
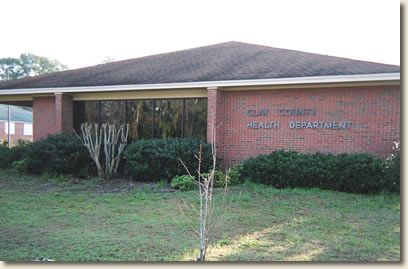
left=0, top=42, right=400, bottom=167
left=0, top=104, right=33, bottom=144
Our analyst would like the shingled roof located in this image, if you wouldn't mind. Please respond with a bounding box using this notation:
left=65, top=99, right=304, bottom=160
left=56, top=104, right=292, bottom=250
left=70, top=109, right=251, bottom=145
left=0, top=41, right=400, bottom=90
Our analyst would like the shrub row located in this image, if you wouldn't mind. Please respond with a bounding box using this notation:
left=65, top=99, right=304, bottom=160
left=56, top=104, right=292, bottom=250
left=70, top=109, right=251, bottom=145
left=0, top=134, right=399, bottom=195
left=0, top=135, right=213, bottom=180
left=0, top=134, right=95, bottom=177
left=124, top=138, right=214, bottom=181
left=239, top=150, right=399, bottom=194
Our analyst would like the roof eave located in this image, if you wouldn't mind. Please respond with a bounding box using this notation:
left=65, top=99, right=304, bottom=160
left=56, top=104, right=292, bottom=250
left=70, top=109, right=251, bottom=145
left=0, top=72, right=400, bottom=95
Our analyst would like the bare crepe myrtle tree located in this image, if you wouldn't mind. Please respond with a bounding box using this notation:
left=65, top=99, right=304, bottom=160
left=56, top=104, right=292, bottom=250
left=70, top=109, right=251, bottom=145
left=75, top=123, right=129, bottom=179
left=179, top=127, right=228, bottom=261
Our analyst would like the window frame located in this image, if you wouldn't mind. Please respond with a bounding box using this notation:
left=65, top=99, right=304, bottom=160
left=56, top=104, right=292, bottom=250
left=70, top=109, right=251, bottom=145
left=73, top=97, right=207, bottom=140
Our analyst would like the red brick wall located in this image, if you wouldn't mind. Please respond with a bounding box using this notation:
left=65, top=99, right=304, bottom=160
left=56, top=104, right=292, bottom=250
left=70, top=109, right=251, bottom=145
left=33, top=96, right=56, bottom=140
left=207, top=87, right=225, bottom=144
left=55, top=93, right=73, bottom=133
left=33, top=94, right=73, bottom=141
left=211, top=85, right=400, bottom=168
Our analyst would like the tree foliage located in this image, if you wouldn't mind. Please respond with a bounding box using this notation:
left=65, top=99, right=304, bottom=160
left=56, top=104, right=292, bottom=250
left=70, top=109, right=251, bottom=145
left=0, top=53, right=67, bottom=81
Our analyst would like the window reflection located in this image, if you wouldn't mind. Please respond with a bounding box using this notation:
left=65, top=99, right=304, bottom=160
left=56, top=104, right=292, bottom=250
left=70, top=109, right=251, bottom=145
left=185, top=99, right=207, bottom=138
left=155, top=99, right=183, bottom=139
left=73, top=101, right=99, bottom=131
left=74, top=98, right=207, bottom=140
left=127, top=100, right=154, bottom=139
left=100, top=101, right=125, bottom=125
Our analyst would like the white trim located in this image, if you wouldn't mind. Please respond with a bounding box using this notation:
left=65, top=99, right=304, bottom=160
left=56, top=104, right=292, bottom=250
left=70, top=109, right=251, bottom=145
left=0, top=73, right=400, bottom=95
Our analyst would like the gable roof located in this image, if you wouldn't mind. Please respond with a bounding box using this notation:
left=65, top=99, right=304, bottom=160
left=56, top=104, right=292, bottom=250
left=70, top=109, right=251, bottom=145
left=0, top=41, right=400, bottom=90
left=0, top=105, right=32, bottom=122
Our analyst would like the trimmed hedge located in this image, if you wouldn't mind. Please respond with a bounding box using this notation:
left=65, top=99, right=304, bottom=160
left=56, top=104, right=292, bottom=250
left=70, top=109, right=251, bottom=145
left=125, top=138, right=214, bottom=181
left=0, top=133, right=95, bottom=177
left=239, top=150, right=397, bottom=194
left=24, top=133, right=95, bottom=177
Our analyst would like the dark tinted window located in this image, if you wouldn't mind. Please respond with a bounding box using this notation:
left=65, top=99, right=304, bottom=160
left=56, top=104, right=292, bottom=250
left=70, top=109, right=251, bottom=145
left=73, top=98, right=207, bottom=140
left=184, top=98, right=207, bottom=139
left=155, top=99, right=183, bottom=139
left=127, top=100, right=154, bottom=139
left=73, top=101, right=99, bottom=131
left=100, top=101, right=126, bottom=125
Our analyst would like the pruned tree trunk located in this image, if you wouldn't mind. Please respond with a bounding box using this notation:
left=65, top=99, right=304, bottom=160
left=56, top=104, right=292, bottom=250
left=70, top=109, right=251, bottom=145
left=75, top=122, right=129, bottom=179
left=77, top=123, right=104, bottom=177
left=102, top=123, right=129, bottom=179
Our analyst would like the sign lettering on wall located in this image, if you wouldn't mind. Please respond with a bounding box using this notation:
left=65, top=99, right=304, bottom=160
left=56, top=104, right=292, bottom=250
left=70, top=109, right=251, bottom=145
left=246, top=108, right=352, bottom=130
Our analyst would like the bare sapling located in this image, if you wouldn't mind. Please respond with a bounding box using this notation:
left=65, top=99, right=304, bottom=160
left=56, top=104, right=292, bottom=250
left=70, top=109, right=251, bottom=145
left=179, top=128, right=228, bottom=261
left=75, top=122, right=129, bottom=178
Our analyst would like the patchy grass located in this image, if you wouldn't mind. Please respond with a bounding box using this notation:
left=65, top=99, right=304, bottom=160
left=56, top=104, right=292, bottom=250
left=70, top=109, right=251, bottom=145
left=0, top=171, right=400, bottom=262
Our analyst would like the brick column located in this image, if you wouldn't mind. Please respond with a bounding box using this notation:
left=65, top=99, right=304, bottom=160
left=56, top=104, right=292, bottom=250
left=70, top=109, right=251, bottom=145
left=207, top=87, right=225, bottom=167
left=33, top=96, right=56, bottom=140
left=33, top=94, right=73, bottom=141
left=55, top=93, right=73, bottom=133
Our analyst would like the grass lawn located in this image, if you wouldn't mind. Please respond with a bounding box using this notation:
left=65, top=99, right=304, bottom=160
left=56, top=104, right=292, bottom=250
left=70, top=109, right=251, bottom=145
left=0, top=171, right=400, bottom=262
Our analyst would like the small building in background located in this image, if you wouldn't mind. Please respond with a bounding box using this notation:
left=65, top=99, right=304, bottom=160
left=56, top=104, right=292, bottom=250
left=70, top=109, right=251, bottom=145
left=0, top=104, right=33, bottom=145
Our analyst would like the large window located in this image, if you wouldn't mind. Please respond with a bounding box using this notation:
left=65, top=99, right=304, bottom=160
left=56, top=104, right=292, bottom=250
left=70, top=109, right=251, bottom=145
left=74, top=98, right=207, bottom=140
left=156, top=99, right=183, bottom=139
left=127, top=100, right=154, bottom=139
left=184, top=98, right=208, bottom=138
left=100, top=101, right=126, bottom=125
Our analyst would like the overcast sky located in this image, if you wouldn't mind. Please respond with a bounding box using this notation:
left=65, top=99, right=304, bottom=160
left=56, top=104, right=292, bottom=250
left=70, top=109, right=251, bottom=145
left=0, top=0, right=400, bottom=69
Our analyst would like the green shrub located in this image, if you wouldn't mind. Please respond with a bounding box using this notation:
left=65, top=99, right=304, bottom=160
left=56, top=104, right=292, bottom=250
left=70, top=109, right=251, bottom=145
left=10, top=159, right=28, bottom=174
left=240, top=150, right=388, bottom=194
left=210, top=168, right=244, bottom=187
left=0, top=143, right=30, bottom=169
left=0, top=133, right=94, bottom=177
left=201, top=170, right=226, bottom=187
left=226, top=164, right=244, bottom=186
left=23, top=133, right=95, bottom=177
left=0, top=145, right=10, bottom=169
left=125, top=138, right=214, bottom=181
left=214, top=170, right=226, bottom=187
left=328, top=153, right=385, bottom=193
left=171, top=175, right=196, bottom=191
left=241, top=151, right=309, bottom=188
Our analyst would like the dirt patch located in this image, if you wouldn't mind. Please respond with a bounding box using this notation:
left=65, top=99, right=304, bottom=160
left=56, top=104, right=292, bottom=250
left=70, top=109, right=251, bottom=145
left=92, top=179, right=149, bottom=193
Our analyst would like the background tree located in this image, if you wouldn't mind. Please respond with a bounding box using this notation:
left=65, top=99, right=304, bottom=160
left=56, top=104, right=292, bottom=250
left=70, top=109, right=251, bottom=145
left=0, top=53, right=67, bottom=81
